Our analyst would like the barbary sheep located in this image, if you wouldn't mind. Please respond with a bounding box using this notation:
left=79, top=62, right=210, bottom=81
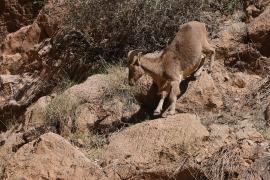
left=128, top=21, right=215, bottom=117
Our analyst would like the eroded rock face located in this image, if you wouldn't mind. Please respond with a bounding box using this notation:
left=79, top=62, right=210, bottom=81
left=0, top=0, right=67, bottom=75
left=0, top=0, right=44, bottom=41
left=3, top=132, right=107, bottom=180
left=0, top=23, right=43, bottom=74
left=103, top=113, right=209, bottom=179
left=248, top=4, right=270, bottom=57
left=0, top=30, right=102, bottom=131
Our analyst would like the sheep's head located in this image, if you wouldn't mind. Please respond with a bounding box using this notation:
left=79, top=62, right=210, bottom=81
left=127, top=50, right=145, bottom=86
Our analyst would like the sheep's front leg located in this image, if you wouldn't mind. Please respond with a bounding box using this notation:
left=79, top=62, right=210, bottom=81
left=162, top=80, right=181, bottom=118
left=194, top=54, right=206, bottom=77
left=154, top=91, right=168, bottom=116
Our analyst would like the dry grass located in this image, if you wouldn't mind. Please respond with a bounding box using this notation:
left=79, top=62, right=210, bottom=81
left=202, top=145, right=242, bottom=180
left=69, top=131, right=108, bottom=160
left=102, top=63, right=139, bottom=111
left=43, top=94, right=79, bottom=132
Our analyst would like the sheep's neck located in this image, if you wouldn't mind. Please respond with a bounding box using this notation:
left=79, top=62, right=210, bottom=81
left=140, top=57, right=163, bottom=80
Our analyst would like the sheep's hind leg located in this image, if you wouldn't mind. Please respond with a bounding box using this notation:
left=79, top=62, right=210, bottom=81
left=162, top=80, right=181, bottom=118
left=154, top=90, right=168, bottom=116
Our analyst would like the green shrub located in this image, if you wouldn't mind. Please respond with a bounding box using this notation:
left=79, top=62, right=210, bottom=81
left=63, top=0, right=242, bottom=62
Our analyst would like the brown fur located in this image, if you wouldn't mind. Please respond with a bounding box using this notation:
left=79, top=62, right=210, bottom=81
left=128, top=21, right=215, bottom=117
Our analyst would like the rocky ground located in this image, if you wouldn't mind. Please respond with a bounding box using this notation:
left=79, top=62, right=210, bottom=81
left=0, top=0, right=270, bottom=179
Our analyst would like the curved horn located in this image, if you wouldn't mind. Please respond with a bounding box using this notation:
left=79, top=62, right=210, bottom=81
left=127, top=49, right=142, bottom=63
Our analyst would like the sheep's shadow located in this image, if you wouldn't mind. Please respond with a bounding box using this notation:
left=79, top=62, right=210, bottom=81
left=90, top=74, right=197, bottom=135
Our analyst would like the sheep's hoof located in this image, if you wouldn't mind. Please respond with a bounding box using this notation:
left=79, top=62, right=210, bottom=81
left=194, top=71, right=202, bottom=77
left=161, top=111, right=175, bottom=118
left=153, top=111, right=161, bottom=116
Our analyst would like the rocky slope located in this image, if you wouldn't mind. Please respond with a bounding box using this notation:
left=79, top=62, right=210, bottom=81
left=0, top=0, right=270, bottom=179
left=0, top=0, right=44, bottom=41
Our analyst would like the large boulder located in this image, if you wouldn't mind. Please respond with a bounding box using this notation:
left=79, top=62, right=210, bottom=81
left=248, top=4, right=270, bottom=56
left=102, top=113, right=269, bottom=179
left=39, top=71, right=143, bottom=135
left=26, top=71, right=141, bottom=135
left=103, top=113, right=209, bottom=179
left=177, top=71, right=224, bottom=113
left=0, top=126, right=52, bottom=172
left=3, top=132, right=107, bottom=180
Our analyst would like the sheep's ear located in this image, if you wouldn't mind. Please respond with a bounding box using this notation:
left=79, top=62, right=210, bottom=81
left=137, top=52, right=142, bottom=65
left=128, top=49, right=142, bottom=64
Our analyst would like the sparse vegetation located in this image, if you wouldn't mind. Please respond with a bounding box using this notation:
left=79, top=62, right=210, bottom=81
left=69, top=131, right=108, bottom=160
left=63, top=0, right=242, bottom=62
left=44, top=94, right=80, bottom=134
left=54, top=76, right=77, bottom=94
left=102, top=63, right=139, bottom=111
left=202, top=145, right=242, bottom=180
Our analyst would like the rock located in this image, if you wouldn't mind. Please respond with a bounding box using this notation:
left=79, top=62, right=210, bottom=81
left=24, top=96, right=52, bottom=130
left=240, top=156, right=270, bottom=179
left=40, top=74, right=106, bottom=135
left=4, top=132, right=107, bottom=179
left=0, top=0, right=44, bottom=41
left=0, top=23, right=43, bottom=74
left=214, top=20, right=268, bottom=73
left=248, top=4, right=270, bottom=56
left=0, top=126, right=54, bottom=170
left=231, top=72, right=248, bottom=88
left=197, top=121, right=269, bottom=179
left=0, top=131, right=24, bottom=170
left=35, top=0, right=67, bottom=38
left=0, top=0, right=68, bottom=74
left=244, top=0, right=270, bottom=22
left=209, top=124, right=230, bottom=141
left=35, top=72, right=141, bottom=135
left=0, top=30, right=104, bottom=132
left=245, top=77, right=270, bottom=110
left=235, top=120, right=263, bottom=141
left=215, top=22, right=247, bottom=54
left=200, top=139, right=270, bottom=180
left=103, top=113, right=209, bottom=179
left=75, top=103, right=98, bottom=133
left=177, top=71, right=223, bottom=113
